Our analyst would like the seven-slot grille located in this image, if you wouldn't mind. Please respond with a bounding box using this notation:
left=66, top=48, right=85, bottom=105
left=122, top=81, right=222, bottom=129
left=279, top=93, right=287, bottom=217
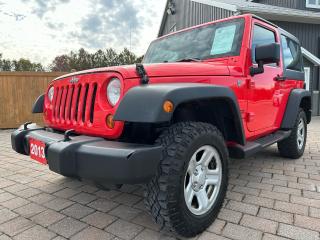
left=52, top=82, right=98, bottom=124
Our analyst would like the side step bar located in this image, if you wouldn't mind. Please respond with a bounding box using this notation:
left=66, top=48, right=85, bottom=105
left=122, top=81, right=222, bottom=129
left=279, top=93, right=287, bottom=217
left=228, top=130, right=291, bottom=159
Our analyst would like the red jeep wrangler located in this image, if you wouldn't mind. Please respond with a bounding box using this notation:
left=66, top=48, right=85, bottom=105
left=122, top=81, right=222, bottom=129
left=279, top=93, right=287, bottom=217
left=12, top=14, right=311, bottom=237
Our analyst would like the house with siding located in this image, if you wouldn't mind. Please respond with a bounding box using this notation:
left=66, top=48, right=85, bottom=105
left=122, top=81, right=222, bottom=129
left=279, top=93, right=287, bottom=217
left=158, top=0, right=320, bottom=115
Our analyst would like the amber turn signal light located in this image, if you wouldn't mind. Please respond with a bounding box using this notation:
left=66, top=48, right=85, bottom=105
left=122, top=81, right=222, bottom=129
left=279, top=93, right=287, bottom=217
left=163, top=100, right=174, bottom=113
left=106, top=114, right=115, bottom=129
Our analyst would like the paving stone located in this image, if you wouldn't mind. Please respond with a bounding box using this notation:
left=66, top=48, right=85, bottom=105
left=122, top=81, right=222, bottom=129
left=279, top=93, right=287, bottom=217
left=262, top=178, right=287, bottom=187
left=112, top=193, right=142, bottom=206
left=87, top=198, right=118, bottom=212
left=273, top=186, right=301, bottom=196
left=278, top=223, right=319, bottom=240
left=70, top=226, right=113, bottom=240
left=14, top=202, right=47, bottom=218
left=81, top=211, right=117, bottom=229
left=133, top=229, right=175, bottom=240
left=53, top=188, right=81, bottom=199
left=274, top=201, right=308, bottom=215
left=109, top=204, right=142, bottom=220
left=240, top=214, right=278, bottom=234
left=258, top=208, right=293, bottom=224
left=13, top=225, right=56, bottom=240
left=232, top=186, right=260, bottom=196
left=262, top=233, right=291, bottom=240
left=226, top=200, right=259, bottom=215
left=294, top=214, right=320, bottom=232
left=288, top=182, right=316, bottom=191
left=0, top=208, right=18, bottom=224
left=246, top=182, right=273, bottom=191
left=48, top=217, right=87, bottom=238
left=218, top=208, right=243, bottom=224
left=0, top=192, right=16, bottom=203
left=43, top=198, right=74, bottom=211
left=70, top=192, right=97, bottom=205
left=309, top=207, right=320, bottom=218
left=28, top=192, right=56, bottom=204
left=260, top=190, right=290, bottom=202
left=31, top=209, right=65, bottom=227
left=14, top=187, right=42, bottom=198
left=0, top=197, right=30, bottom=210
left=61, top=203, right=95, bottom=219
left=106, top=219, right=144, bottom=240
left=242, top=195, right=274, bottom=208
left=95, top=190, right=122, bottom=199
left=207, top=219, right=226, bottom=234
left=222, top=223, right=263, bottom=240
left=291, top=195, right=320, bottom=208
left=198, top=231, right=230, bottom=240
left=226, top=191, right=244, bottom=201
left=0, top=217, right=34, bottom=237
left=132, top=213, right=161, bottom=231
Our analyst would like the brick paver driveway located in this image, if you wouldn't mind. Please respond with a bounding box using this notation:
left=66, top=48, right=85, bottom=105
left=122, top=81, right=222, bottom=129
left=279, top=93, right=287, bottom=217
left=0, top=118, right=319, bottom=240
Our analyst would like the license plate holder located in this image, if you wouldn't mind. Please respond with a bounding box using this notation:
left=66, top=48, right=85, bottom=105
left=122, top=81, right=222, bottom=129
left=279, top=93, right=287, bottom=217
left=29, top=138, right=47, bottom=165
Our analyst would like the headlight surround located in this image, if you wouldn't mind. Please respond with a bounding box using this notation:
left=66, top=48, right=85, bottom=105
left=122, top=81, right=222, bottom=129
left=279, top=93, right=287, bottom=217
left=48, top=86, right=54, bottom=102
left=107, top=78, right=121, bottom=106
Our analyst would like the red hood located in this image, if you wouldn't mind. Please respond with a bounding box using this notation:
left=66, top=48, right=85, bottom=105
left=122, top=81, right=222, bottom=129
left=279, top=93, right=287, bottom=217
left=54, top=62, right=230, bottom=80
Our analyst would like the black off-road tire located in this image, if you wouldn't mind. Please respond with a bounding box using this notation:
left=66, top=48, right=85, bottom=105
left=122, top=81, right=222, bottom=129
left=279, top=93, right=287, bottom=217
left=278, top=109, right=307, bottom=159
left=144, top=122, right=228, bottom=237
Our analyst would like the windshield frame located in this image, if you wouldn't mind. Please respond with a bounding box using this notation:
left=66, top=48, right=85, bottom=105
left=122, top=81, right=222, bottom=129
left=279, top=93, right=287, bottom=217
left=143, top=17, right=245, bottom=64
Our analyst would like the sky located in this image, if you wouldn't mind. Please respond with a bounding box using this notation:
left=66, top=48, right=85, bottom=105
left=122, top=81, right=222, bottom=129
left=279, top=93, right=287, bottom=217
left=0, top=0, right=166, bottom=65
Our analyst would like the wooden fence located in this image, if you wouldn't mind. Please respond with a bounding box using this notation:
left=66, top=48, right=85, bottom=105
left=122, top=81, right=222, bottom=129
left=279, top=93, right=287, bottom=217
left=0, top=72, right=67, bottom=129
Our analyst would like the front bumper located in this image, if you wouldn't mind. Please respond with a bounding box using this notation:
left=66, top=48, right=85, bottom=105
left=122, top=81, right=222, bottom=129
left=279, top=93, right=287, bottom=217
left=11, top=124, right=162, bottom=184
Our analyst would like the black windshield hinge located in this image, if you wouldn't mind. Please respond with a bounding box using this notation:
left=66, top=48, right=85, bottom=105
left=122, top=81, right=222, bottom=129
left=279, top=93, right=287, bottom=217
left=136, top=63, right=149, bottom=85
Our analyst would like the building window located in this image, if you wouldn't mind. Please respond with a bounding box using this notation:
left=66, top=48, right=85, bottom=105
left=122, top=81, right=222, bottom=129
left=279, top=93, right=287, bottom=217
left=306, top=0, right=320, bottom=9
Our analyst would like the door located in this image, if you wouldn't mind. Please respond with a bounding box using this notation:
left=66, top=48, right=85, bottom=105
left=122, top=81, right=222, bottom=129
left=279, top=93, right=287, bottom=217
left=247, top=22, right=282, bottom=132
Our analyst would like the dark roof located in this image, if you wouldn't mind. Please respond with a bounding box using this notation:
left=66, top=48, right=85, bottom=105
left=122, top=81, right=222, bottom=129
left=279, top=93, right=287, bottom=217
left=192, top=0, right=320, bottom=24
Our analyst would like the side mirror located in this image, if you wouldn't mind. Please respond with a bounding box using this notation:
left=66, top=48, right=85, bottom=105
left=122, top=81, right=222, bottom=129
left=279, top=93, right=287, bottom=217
left=250, top=43, right=280, bottom=76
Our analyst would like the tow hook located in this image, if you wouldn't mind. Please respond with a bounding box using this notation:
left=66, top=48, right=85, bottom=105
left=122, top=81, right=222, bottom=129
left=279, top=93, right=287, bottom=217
left=23, top=122, right=33, bottom=130
left=64, top=129, right=75, bottom=142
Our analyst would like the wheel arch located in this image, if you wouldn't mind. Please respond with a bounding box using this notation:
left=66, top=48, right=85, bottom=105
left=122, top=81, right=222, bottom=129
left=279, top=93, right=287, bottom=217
left=281, top=89, right=312, bottom=129
left=114, top=83, right=246, bottom=145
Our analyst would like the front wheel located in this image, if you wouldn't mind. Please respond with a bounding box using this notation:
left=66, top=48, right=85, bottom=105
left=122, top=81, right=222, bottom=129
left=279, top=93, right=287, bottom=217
left=144, top=122, right=228, bottom=237
left=278, top=109, right=307, bottom=159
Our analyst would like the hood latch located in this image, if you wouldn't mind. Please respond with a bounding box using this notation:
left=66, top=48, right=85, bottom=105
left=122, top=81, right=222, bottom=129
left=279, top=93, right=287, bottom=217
left=136, top=63, right=149, bottom=85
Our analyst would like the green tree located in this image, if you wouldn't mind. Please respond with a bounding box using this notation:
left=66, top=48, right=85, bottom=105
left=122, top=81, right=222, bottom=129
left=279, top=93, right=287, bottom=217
left=49, top=48, right=143, bottom=72
left=12, top=58, right=44, bottom=72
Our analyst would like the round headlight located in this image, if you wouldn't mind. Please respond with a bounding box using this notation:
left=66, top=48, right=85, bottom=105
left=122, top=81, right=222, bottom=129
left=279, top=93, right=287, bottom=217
left=48, top=86, right=54, bottom=102
left=107, top=78, right=121, bottom=106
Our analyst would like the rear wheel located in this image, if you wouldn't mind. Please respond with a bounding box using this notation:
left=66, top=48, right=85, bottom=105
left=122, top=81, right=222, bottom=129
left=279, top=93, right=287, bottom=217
left=278, top=109, right=307, bottom=159
left=144, top=122, right=228, bottom=237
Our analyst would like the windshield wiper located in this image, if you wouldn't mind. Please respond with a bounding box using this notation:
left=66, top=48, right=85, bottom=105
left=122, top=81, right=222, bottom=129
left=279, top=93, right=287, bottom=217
left=176, top=58, right=201, bottom=62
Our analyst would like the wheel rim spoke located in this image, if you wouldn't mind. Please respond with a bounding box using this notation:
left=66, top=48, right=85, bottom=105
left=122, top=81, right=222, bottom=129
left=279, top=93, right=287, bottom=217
left=297, top=119, right=305, bottom=149
left=199, top=147, right=215, bottom=166
left=185, top=182, right=194, bottom=206
left=196, top=189, right=209, bottom=210
left=206, top=170, right=220, bottom=185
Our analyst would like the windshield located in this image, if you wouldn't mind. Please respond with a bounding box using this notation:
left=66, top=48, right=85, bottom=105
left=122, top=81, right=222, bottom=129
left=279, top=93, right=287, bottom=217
left=143, top=18, right=245, bottom=64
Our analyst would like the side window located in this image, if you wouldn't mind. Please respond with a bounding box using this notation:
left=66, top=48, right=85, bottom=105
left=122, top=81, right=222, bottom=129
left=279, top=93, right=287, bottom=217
left=252, top=24, right=276, bottom=64
left=281, top=35, right=303, bottom=72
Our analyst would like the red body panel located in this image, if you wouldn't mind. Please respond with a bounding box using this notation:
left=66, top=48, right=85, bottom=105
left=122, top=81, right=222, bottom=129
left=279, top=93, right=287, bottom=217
left=43, top=14, right=304, bottom=143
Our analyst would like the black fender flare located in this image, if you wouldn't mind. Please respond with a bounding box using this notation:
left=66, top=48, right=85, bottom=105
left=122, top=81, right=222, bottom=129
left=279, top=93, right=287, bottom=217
left=114, top=83, right=246, bottom=145
left=32, top=94, right=45, bottom=113
left=281, top=89, right=312, bottom=129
